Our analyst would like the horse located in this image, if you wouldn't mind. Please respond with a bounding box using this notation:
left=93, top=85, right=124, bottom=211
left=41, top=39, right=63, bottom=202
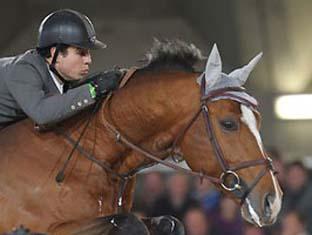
left=0, top=39, right=283, bottom=234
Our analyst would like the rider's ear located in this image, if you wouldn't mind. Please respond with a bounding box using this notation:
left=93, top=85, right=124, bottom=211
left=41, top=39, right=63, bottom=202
left=49, top=47, right=56, bottom=59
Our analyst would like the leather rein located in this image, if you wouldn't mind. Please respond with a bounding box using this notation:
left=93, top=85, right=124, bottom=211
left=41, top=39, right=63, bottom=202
left=56, top=68, right=275, bottom=210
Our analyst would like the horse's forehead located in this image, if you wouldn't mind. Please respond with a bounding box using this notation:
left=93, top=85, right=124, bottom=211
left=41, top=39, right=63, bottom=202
left=211, top=99, right=241, bottom=114
left=211, top=100, right=261, bottom=126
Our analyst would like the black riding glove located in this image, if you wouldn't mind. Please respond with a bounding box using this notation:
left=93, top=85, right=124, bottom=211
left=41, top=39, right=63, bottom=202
left=87, top=70, right=123, bottom=99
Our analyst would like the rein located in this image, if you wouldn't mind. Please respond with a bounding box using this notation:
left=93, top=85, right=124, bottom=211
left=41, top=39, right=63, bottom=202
left=56, top=68, right=275, bottom=211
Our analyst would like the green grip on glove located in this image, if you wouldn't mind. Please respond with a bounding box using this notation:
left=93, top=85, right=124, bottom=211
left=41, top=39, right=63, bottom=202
left=88, top=83, right=97, bottom=99
left=87, top=69, right=123, bottom=99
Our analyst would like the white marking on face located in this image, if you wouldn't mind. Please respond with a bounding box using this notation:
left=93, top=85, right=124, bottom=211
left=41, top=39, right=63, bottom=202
left=269, top=171, right=283, bottom=219
left=240, top=105, right=264, bottom=155
left=240, top=105, right=282, bottom=223
left=245, top=198, right=262, bottom=227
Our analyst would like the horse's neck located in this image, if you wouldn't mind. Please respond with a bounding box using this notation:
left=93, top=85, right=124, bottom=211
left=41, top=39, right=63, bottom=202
left=63, top=109, right=125, bottom=165
left=104, top=70, right=200, bottom=174
left=55, top=71, right=200, bottom=176
left=109, top=71, right=200, bottom=133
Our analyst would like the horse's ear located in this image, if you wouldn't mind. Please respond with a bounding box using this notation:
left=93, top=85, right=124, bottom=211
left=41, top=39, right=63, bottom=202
left=229, top=52, right=263, bottom=85
left=203, top=43, right=222, bottom=88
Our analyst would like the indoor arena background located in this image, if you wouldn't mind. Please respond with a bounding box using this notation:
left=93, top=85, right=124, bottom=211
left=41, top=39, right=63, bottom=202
left=1, top=1, right=311, bottom=235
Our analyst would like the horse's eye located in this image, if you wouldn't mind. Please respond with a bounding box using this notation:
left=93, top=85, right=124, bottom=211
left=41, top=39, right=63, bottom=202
left=220, top=119, right=238, bottom=131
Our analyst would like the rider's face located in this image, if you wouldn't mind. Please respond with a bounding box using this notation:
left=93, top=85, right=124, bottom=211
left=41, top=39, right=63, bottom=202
left=54, top=46, right=92, bottom=81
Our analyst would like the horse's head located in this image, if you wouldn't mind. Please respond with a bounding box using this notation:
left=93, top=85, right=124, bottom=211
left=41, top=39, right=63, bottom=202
left=178, top=44, right=282, bottom=226
left=106, top=40, right=282, bottom=226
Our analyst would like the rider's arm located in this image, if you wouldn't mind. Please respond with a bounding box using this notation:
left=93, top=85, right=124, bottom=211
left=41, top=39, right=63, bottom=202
left=5, top=63, right=96, bottom=125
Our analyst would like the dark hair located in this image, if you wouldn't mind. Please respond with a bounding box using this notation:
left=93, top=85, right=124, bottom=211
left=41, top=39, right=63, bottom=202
left=266, top=146, right=282, bottom=161
left=36, top=44, right=70, bottom=58
left=286, top=160, right=307, bottom=172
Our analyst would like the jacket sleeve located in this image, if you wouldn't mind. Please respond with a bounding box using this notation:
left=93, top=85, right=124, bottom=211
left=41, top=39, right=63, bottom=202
left=5, top=63, right=96, bottom=125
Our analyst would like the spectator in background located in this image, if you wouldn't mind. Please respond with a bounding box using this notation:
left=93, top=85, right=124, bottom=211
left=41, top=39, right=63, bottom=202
left=266, top=146, right=286, bottom=189
left=151, top=173, right=199, bottom=220
left=281, top=211, right=309, bottom=235
left=183, top=207, right=211, bottom=235
left=282, top=161, right=312, bottom=234
left=191, top=178, right=220, bottom=216
left=263, top=146, right=286, bottom=235
left=134, top=171, right=165, bottom=216
left=210, top=196, right=243, bottom=235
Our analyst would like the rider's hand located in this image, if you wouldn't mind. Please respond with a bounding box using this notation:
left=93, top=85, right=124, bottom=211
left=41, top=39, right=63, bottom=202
left=87, top=70, right=123, bottom=99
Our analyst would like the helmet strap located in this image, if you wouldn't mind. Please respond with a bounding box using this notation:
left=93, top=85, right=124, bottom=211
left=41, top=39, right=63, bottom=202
left=49, top=44, right=71, bottom=92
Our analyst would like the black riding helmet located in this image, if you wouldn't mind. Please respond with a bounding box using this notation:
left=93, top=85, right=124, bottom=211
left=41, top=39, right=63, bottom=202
left=38, top=9, right=106, bottom=50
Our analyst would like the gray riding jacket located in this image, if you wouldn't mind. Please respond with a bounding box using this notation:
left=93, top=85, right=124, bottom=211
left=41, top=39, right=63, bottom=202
left=0, top=49, right=95, bottom=129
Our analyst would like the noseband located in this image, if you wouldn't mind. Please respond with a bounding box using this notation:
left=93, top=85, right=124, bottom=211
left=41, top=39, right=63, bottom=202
left=57, top=72, right=276, bottom=208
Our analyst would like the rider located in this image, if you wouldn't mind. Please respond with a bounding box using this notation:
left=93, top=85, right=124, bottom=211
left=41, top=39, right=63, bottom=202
left=0, top=9, right=122, bottom=130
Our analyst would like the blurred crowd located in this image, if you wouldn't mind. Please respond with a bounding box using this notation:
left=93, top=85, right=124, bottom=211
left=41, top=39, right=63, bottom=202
left=133, top=147, right=312, bottom=235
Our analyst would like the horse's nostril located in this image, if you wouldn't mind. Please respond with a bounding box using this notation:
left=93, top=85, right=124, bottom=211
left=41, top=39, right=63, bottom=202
left=264, top=193, right=274, bottom=217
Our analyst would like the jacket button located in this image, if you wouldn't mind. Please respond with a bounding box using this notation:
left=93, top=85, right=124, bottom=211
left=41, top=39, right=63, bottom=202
left=71, top=105, right=76, bottom=110
left=83, top=99, right=88, bottom=104
left=77, top=102, right=82, bottom=107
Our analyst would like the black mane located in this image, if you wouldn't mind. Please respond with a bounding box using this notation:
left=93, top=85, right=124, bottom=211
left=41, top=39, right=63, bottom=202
left=141, top=39, right=205, bottom=72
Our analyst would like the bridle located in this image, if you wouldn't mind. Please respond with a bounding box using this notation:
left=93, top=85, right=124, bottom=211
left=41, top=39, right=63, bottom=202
left=56, top=71, right=276, bottom=210
left=196, top=77, right=275, bottom=203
